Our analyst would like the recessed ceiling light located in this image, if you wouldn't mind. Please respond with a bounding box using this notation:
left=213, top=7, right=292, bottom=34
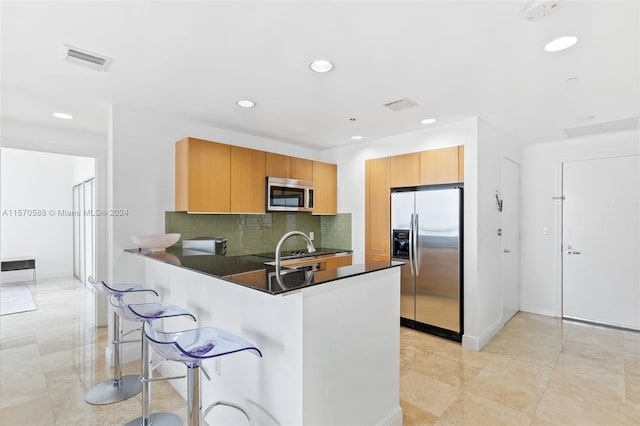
left=544, top=36, right=578, bottom=52
left=421, top=118, right=437, bottom=125
left=309, top=59, right=333, bottom=73
left=52, top=112, right=73, bottom=120
left=350, top=135, right=363, bottom=140
left=236, top=100, right=255, bottom=108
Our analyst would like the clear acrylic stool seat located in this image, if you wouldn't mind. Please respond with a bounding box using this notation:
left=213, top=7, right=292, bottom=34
left=84, top=276, right=159, bottom=405
left=111, top=297, right=196, bottom=426
left=144, top=321, right=262, bottom=426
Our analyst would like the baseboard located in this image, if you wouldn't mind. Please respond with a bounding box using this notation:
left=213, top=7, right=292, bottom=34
left=0, top=270, right=71, bottom=284
left=519, top=305, right=559, bottom=318
left=462, top=317, right=504, bottom=351
left=377, top=406, right=403, bottom=426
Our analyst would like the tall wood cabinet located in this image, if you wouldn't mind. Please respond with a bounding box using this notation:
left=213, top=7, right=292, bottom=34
left=365, top=157, right=391, bottom=262
left=365, top=145, right=464, bottom=262
left=175, top=137, right=230, bottom=213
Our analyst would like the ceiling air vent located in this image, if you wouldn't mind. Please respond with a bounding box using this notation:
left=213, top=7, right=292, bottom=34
left=62, top=44, right=112, bottom=72
left=383, top=98, right=418, bottom=112
left=523, top=0, right=561, bottom=22
left=563, top=116, right=639, bottom=138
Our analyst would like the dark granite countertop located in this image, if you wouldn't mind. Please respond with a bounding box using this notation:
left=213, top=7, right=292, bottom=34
left=125, top=247, right=402, bottom=295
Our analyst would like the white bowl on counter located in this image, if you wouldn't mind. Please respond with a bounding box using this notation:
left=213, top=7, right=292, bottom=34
left=132, top=233, right=181, bottom=252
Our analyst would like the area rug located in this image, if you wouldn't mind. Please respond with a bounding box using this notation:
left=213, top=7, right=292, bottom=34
left=0, top=284, right=38, bottom=315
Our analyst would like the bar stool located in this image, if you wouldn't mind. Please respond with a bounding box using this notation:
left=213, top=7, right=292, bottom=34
left=110, top=297, right=196, bottom=426
left=144, top=320, right=263, bottom=426
left=85, top=276, right=159, bottom=405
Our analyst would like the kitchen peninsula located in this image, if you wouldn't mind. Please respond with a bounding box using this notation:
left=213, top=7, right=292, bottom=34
left=126, top=248, right=403, bottom=426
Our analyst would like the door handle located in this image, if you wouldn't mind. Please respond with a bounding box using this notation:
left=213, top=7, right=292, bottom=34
left=566, top=245, right=581, bottom=255
left=503, top=249, right=511, bottom=253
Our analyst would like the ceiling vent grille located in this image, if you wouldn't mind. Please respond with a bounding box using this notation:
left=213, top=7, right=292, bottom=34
left=62, top=44, right=112, bottom=72
left=563, top=116, right=639, bottom=138
left=383, top=98, right=418, bottom=112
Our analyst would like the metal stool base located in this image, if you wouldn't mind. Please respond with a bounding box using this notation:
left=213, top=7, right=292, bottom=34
left=124, top=412, right=182, bottom=426
left=84, top=374, right=142, bottom=405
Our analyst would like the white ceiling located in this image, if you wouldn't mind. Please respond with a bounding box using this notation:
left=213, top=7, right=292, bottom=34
left=1, top=1, right=638, bottom=150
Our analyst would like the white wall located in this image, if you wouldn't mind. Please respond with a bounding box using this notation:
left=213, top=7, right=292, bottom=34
left=520, top=129, right=640, bottom=317
left=0, top=148, right=92, bottom=282
left=320, top=117, right=477, bottom=265
left=462, top=119, right=520, bottom=350
left=1, top=118, right=108, bottom=282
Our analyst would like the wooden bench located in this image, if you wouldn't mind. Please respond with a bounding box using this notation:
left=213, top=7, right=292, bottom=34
left=1, top=259, right=36, bottom=285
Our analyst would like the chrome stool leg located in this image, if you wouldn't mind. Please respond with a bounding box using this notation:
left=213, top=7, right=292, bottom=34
left=84, top=310, right=142, bottom=404
left=124, top=331, right=182, bottom=426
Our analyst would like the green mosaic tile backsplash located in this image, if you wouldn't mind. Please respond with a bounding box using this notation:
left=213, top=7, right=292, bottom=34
left=166, top=212, right=351, bottom=256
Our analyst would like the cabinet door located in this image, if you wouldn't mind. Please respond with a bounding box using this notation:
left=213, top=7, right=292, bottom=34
left=178, top=138, right=231, bottom=213
left=324, top=254, right=352, bottom=269
left=390, top=153, right=420, bottom=188
left=312, top=161, right=337, bottom=215
left=458, top=145, right=464, bottom=182
left=265, top=152, right=290, bottom=178
left=365, top=157, right=390, bottom=261
left=231, top=146, right=266, bottom=213
left=290, top=157, right=313, bottom=181
left=420, top=146, right=459, bottom=185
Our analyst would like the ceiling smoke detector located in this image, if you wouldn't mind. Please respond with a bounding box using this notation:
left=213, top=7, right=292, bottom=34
left=523, top=0, right=561, bottom=21
left=62, top=44, right=112, bottom=72
left=383, top=98, right=418, bottom=112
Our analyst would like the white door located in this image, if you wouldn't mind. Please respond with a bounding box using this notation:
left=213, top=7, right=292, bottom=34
left=562, top=155, right=640, bottom=329
left=501, top=157, right=520, bottom=323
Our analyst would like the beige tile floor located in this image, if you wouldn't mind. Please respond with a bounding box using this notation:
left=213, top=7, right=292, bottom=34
left=1, top=277, right=639, bottom=425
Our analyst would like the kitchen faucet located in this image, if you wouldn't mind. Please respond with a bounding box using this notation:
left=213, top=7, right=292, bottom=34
left=274, top=231, right=316, bottom=286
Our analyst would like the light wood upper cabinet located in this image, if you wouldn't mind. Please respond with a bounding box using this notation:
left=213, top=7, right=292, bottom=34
left=420, top=146, right=460, bottom=185
left=458, top=145, right=464, bottom=182
left=176, top=138, right=335, bottom=215
left=390, top=153, right=420, bottom=188
left=175, top=137, right=230, bottom=213
left=265, top=152, right=290, bottom=178
left=312, top=161, right=337, bottom=215
left=290, top=157, right=313, bottom=181
left=230, top=146, right=266, bottom=213
left=265, top=153, right=313, bottom=182
left=365, top=157, right=391, bottom=262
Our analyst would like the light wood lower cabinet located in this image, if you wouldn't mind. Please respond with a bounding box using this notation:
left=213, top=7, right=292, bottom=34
left=365, top=157, right=391, bottom=262
left=231, top=146, right=266, bottom=213
left=312, top=161, right=337, bottom=215
left=175, top=137, right=231, bottom=213
left=284, top=253, right=352, bottom=271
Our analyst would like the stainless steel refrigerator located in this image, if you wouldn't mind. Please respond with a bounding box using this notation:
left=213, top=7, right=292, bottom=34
left=391, top=185, right=463, bottom=341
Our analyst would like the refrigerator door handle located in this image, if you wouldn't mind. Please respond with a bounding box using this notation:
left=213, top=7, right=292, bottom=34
left=408, top=213, right=415, bottom=276
left=413, top=213, right=419, bottom=275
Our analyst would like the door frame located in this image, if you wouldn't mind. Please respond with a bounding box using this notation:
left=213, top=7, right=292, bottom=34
left=501, top=156, right=521, bottom=325
left=559, top=153, right=640, bottom=321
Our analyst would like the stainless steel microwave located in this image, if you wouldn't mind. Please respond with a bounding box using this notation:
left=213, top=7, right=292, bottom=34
left=266, top=177, right=314, bottom=212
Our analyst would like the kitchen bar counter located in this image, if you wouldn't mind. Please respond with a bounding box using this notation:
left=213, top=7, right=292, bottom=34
left=125, top=247, right=400, bottom=294
left=126, top=247, right=402, bottom=425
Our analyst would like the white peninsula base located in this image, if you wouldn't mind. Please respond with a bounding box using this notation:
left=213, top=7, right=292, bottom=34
left=137, top=255, right=402, bottom=426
